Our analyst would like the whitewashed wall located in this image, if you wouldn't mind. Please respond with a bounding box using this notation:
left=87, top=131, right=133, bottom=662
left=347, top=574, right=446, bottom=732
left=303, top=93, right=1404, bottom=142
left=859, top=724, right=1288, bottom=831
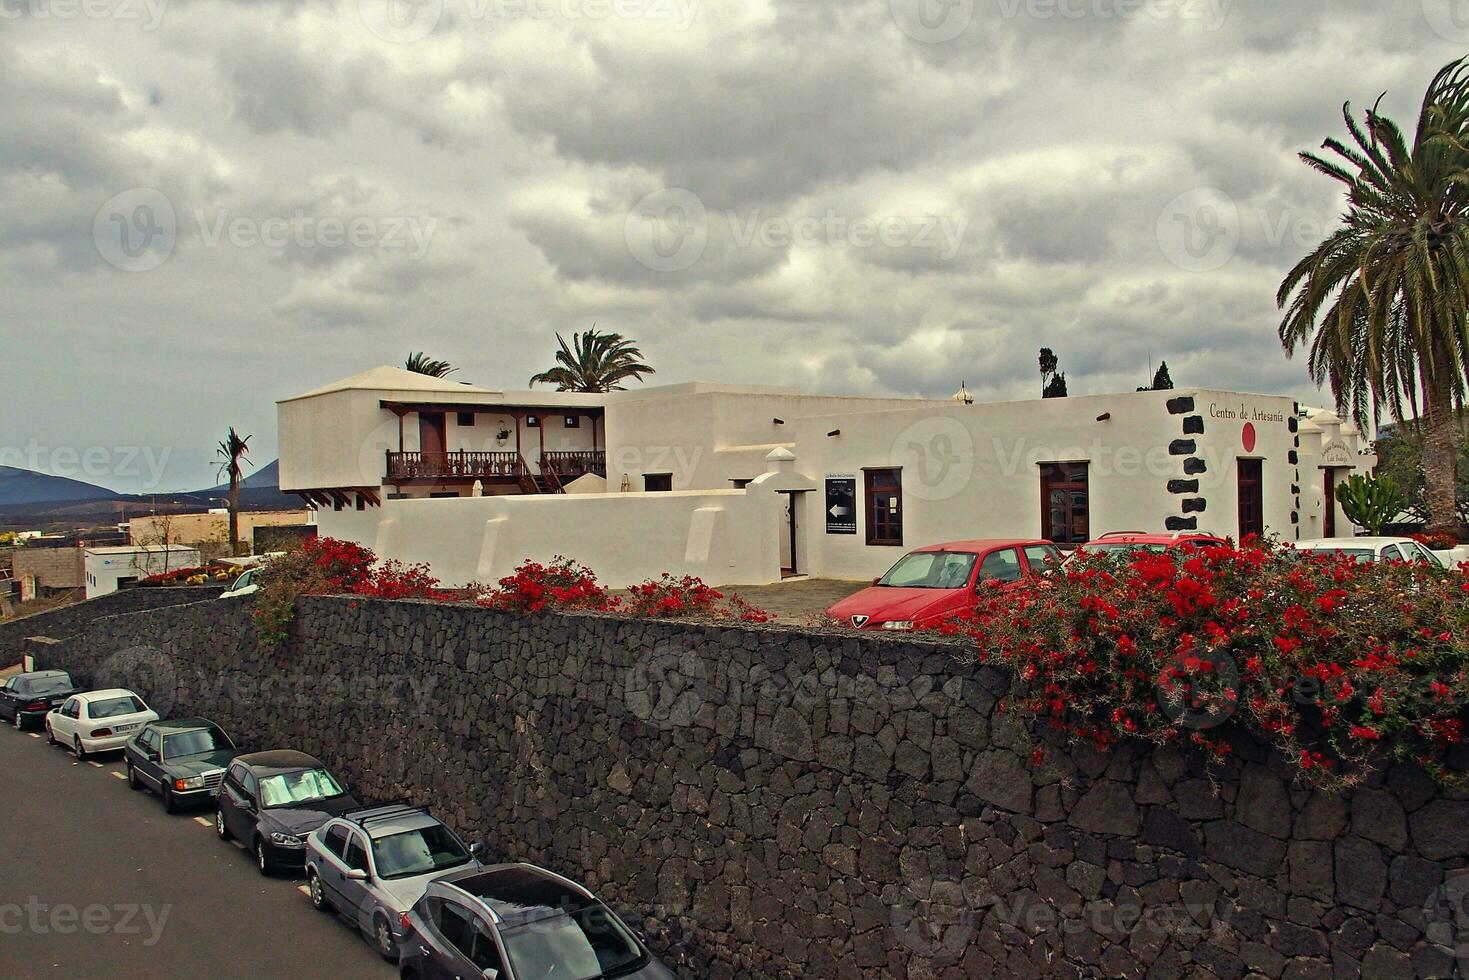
left=318, top=487, right=785, bottom=588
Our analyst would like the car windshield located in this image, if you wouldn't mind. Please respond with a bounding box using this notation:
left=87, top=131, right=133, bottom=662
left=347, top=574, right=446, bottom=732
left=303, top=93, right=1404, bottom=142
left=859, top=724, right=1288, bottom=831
left=1084, top=542, right=1169, bottom=555
left=1304, top=548, right=1376, bottom=563
left=90, top=696, right=147, bottom=718
left=162, top=727, right=232, bottom=759
left=371, top=825, right=471, bottom=880
left=20, top=674, right=73, bottom=695
left=500, top=902, right=644, bottom=980
left=259, top=768, right=345, bottom=808
left=876, top=551, right=978, bottom=589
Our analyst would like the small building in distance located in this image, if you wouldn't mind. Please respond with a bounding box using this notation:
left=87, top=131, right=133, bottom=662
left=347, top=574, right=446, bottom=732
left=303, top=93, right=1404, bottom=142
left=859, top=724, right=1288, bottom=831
left=126, top=509, right=313, bottom=553
left=83, top=544, right=201, bottom=598
left=12, top=544, right=86, bottom=599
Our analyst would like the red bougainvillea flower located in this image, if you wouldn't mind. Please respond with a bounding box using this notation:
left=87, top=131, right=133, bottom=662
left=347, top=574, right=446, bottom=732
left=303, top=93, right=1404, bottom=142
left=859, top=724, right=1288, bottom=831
left=957, top=538, right=1469, bottom=789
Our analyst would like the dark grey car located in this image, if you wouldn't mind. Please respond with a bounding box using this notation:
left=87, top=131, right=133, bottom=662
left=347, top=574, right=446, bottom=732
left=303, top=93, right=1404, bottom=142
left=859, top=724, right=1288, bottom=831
left=398, top=863, right=676, bottom=980
left=0, top=671, right=84, bottom=731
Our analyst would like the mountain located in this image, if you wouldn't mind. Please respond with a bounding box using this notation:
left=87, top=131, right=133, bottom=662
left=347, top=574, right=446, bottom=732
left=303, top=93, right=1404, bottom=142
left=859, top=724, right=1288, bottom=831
left=194, top=459, right=297, bottom=509
left=0, top=466, right=122, bottom=507
left=200, top=459, right=280, bottom=494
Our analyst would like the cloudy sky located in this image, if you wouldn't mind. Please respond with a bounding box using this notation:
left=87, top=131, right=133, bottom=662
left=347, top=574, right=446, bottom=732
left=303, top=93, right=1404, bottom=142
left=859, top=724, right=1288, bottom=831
left=4, top=0, right=1465, bottom=492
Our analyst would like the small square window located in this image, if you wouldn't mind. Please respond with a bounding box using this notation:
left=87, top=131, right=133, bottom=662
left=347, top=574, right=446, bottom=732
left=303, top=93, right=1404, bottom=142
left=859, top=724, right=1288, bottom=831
left=644, top=473, right=673, bottom=492
left=526, top=415, right=541, bottom=428
left=564, top=415, right=580, bottom=428
left=457, top=412, right=475, bottom=427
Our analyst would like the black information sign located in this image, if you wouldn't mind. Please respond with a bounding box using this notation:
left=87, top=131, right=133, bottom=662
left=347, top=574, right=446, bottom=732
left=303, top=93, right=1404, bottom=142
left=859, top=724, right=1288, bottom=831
left=825, top=476, right=857, bottom=535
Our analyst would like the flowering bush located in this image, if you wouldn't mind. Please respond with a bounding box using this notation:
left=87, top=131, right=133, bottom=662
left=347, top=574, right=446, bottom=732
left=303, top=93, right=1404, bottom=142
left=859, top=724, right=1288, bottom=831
left=1413, top=531, right=1462, bottom=551
left=479, top=557, right=617, bottom=614
left=140, top=564, right=235, bottom=585
left=959, top=540, right=1469, bottom=788
left=624, top=573, right=771, bottom=623
left=252, top=538, right=448, bottom=646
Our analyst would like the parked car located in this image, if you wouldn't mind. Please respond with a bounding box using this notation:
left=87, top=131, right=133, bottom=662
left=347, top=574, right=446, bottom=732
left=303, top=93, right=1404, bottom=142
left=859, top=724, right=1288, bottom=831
left=46, top=689, right=158, bottom=760
left=124, top=718, right=240, bottom=812
left=219, top=568, right=260, bottom=599
left=215, top=750, right=359, bottom=875
left=1075, top=530, right=1229, bottom=555
left=1292, top=537, right=1448, bottom=567
left=827, top=539, right=1062, bottom=631
left=0, top=670, right=85, bottom=731
left=305, top=802, right=486, bottom=961
left=399, top=863, right=676, bottom=980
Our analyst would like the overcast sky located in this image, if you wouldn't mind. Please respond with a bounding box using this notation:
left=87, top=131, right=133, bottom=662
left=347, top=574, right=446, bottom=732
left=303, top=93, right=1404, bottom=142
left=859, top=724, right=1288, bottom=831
left=3, top=0, right=1465, bottom=492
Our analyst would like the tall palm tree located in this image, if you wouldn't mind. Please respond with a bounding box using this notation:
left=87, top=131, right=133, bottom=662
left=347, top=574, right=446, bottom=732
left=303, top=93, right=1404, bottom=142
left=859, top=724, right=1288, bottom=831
left=404, top=352, right=456, bottom=378
left=216, top=427, right=252, bottom=556
left=528, top=328, right=655, bottom=392
left=1278, top=58, right=1469, bottom=537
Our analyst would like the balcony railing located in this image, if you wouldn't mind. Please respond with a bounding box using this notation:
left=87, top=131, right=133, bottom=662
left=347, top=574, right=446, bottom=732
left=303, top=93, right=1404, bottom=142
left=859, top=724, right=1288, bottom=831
left=386, top=451, right=525, bottom=481
left=540, top=451, right=607, bottom=479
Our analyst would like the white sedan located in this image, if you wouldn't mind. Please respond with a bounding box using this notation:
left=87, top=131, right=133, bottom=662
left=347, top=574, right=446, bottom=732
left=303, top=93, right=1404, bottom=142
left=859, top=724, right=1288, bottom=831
left=46, top=690, right=159, bottom=760
left=1292, top=537, right=1447, bottom=567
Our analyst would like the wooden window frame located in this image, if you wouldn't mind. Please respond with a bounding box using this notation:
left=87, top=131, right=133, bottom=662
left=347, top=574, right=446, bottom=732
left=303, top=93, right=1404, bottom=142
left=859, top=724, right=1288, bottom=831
left=863, top=467, right=903, bottom=547
left=1039, top=462, right=1089, bottom=545
left=456, top=412, right=476, bottom=427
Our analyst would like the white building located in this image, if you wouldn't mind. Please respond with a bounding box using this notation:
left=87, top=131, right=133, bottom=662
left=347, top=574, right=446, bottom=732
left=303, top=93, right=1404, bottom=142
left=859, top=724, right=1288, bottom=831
left=83, top=545, right=202, bottom=598
left=278, top=367, right=1375, bottom=587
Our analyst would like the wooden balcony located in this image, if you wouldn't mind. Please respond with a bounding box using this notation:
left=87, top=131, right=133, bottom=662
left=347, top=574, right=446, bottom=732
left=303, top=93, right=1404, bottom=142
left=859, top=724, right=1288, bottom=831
left=540, top=451, right=607, bottom=479
left=386, top=451, right=525, bottom=482
left=385, top=450, right=606, bottom=486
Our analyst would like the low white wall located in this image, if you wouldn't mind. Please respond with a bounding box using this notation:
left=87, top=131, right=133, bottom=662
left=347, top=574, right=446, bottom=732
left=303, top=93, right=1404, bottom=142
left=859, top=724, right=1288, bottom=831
left=320, top=489, right=785, bottom=588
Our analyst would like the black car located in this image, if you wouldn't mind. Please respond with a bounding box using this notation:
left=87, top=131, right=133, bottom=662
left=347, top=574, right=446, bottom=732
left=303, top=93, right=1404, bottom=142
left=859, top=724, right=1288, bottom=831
left=0, top=671, right=85, bottom=731
left=399, top=863, right=676, bottom=980
left=215, top=750, right=359, bottom=876
left=124, top=718, right=240, bottom=812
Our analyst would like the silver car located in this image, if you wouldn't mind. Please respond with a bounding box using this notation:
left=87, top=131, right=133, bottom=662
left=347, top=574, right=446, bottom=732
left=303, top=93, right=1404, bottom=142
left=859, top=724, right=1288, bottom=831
left=304, top=802, right=486, bottom=960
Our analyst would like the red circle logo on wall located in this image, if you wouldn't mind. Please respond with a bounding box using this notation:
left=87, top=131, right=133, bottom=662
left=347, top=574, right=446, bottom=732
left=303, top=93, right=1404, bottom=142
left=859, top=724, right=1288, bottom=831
left=1242, top=422, right=1256, bottom=453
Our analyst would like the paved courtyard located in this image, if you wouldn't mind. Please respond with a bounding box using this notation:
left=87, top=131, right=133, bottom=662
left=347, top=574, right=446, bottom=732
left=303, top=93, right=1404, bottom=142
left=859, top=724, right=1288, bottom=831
left=721, top=578, right=867, bottom=623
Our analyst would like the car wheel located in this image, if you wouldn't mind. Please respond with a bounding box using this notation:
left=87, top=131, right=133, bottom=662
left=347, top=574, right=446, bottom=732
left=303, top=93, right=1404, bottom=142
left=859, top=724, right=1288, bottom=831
left=127, top=762, right=143, bottom=791
left=254, top=838, right=274, bottom=876
left=214, top=808, right=230, bottom=840
left=308, top=869, right=331, bottom=912
left=73, top=736, right=87, bottom=761
left=373, top=913, right=397, bottom=961
left=13, top=711, right=24, bottom=731
left=163, top=787, right=180, bottom=814
left=45, top=722, right=56, bottom=746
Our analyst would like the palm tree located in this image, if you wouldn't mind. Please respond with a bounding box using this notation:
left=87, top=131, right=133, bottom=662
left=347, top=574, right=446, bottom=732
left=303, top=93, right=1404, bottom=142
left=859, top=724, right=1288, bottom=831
left=528, top=328, right=655, bottom=392
left=216, top=427, right=252, bottom=556
left=1278, top=58, right=1469, bottom=537
left=404, top=352, right=456, bottom=378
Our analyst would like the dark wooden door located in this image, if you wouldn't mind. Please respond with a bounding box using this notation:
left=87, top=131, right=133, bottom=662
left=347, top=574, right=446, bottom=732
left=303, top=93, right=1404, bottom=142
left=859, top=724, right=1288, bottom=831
left=1238, top=459, right=1264, bottom=538
left=419, top=412, right=447, bottom=458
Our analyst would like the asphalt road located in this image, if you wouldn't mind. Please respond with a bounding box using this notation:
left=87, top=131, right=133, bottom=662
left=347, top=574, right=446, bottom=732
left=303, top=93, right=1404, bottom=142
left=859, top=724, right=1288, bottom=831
left=0, top=722, right=394, bottom=979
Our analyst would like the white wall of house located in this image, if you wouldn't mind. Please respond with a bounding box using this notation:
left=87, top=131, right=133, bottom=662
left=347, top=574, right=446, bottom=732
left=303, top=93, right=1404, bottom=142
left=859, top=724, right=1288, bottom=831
left=318, top=486, right=786, bottom=587
left=285, top=369, right=1375, bottom=588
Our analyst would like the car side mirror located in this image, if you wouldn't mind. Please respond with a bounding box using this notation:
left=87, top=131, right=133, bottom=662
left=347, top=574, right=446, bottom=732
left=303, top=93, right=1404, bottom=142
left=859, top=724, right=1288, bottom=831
left=345, top=868, right=369, bottom=881
left=147, top=750, right=161, bottom=763
left=483, top=969, right=499, bottom=980
left=470, top=842, right=487, bottom=860
left=871, top=577, right=881, bottom=586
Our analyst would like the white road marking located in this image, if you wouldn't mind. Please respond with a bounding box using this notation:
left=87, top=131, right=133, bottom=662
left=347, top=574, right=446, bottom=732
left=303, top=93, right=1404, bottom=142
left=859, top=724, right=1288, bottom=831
left=27, top=733, right=39, bottom=739
left=297, top=885, right=311, bottom=897
left=193, top=816, right=212, bottom=827
left=111, top=771, right=127, bottom=780
left=88, top=761, right=103, bottom=768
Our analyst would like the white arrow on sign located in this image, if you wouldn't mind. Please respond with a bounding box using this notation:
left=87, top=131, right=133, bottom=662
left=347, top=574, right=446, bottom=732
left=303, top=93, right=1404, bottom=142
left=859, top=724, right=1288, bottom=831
left=829, top=505, right=851, bottom=517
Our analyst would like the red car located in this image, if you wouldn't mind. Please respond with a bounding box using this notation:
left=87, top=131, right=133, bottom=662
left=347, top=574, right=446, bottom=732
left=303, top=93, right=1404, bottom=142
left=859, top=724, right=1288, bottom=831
left=828, top=539, right=1062, bottom=631
left=1076, top=531, right=1228, bottom=556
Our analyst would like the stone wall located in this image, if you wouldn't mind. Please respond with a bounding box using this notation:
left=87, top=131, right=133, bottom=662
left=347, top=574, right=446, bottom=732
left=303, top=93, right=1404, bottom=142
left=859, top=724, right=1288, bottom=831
left=26, top=595, right=1469, bottom=979
left=0, top=585, right=223, bottom=668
